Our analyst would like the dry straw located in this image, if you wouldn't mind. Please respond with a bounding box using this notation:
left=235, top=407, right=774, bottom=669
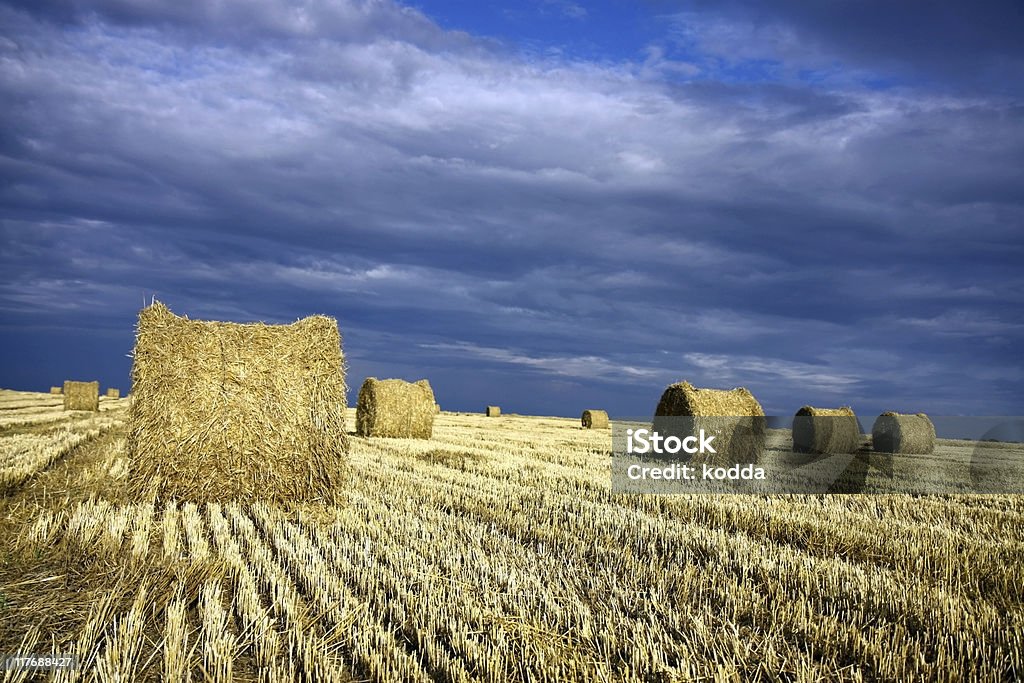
left=653, top=381, right=766, bottom=466
left=871, top=412, right=935, bottom=454
left=105, top=388, right=121, bottom=399
left=486, top=406, right=501, bottom=417
left=356, top=378, right=435, bottom=439
left=581, top=410, right=609, bottom=429
left=63, top=380, right=99, bottom=411
left=125, top=301, right=348, bottom=503
left=49, top=386, right=62, bottom=395
left=792, top=406, right=862, bottom=454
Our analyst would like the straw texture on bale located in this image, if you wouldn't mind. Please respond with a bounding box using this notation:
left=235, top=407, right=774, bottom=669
left=653, top=381, right=766, bottom=466
left=792, top=406, right=862, bottom=454
left=486, top=406, right=501, bottom=417
left=871, top=412, right=936, bottom=454
left=125, top=301, right=348, bottom=503
left=105, top=388, right=121, bottom=399
left=356, top=378, right=435, bottom=439
left=63, top=381, right=99, bottom=411
left=581, top=409, right=609, bottom=429
left=49, top=386, right=62, bottom=395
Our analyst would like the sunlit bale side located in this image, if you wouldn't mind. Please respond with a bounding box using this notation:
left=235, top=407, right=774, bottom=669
left=486, top=405, right=501, bottom=417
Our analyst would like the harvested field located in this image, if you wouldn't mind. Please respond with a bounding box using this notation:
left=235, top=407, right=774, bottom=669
left=0, top=389, right=1022, bottom=682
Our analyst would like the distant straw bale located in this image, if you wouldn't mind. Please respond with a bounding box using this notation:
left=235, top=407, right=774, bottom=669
left=653, top=381, right=766, bottom=466
left=105, top=388, right=121, bottom=399
left=581, top=409, right=609, bottom=429
left=792, top=406, right=862, bottom=454
left=435, top=403, right=441, bottom=414
left=63, top=381, right=99, bottom=411
left=871, top=412, right=935, bottom=454
left=356, top=378, right=435, bottom=439
left=49, top=386, right=62, bottom=395
left=486, top=406, right=501, bottom=417
left=125, top=301, right=348, bottom=503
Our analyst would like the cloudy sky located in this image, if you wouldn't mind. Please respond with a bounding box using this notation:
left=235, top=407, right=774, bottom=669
left=1, top=0, right=1022, bottom=417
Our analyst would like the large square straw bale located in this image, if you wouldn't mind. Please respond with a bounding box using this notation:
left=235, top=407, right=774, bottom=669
left=871, top=412, right=935, bottom=454
left=63, top=380, right=99, bottom=411
left=792, top=406, right=862, bottom=454
left=356, top=378, right=435, bottom=439
left=653, top=381, right=766, bottom=466
left=125, top=302, right=348, bottom=502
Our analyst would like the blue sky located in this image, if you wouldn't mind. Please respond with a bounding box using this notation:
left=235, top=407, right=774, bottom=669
left=1, top=0, right=1022, bottom=417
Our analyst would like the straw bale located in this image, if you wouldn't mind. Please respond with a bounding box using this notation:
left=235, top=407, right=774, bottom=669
left=105, top=388, right=121, bottom=399
left=435, top=403, right=441, bottom=414
left=125, top=301, right=348, bottom=503
left=653, top=381, right=766, bottom=466
left=63, top=380, right=99, bottom=411
left=356, top=378, right=435, bottom=439
left=486, top=406, right=501, bottom=417
left=871, top=412, right=935, bottom=454
left=49, top=386, right=62, bottom=395
left=581, top=409, right=609, bottom=429
left=792, top=406, right=862, bottom=454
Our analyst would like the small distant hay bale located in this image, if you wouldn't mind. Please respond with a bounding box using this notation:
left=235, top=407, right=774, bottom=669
left=581, top=409, right=609, bottom=429
left=105, top=388, right=121, bottom=399
left=49, top=386, right=62, bottom=395
left=356, top=378, right=435, bottom=439
left=435, top=403, right=441, bottom=414
left=63, top=380, right=99, bottom=411
left=653, top=381, right=766, bottom=466
left=792, top=406, right=862, bottom=454
left=125, top=301, right=348, bottom=503
left=486, top=405, right=501, bottom=417
left=871, top=412, right=935, bottom=454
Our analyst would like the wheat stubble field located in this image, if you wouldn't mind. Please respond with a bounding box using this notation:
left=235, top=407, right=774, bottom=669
left=0, top=389, right=1022, bottom=682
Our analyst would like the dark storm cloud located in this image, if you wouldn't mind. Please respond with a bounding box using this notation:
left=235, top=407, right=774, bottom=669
left=671, top=0, right=1024, bottom=93
left=1, top=0, right=1022, bottom=415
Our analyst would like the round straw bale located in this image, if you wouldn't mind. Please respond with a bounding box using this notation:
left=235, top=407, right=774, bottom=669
left=486, top=405, right=501, bottom=417
left=792, top=406, right=862, bottom=454
left=356, top=378, right=435, bottom=439
left=125, top=301, right=348, bottom=503
left=63, top=380, right=99, bottom=411
left=581, top=409, right=609, bottom=429
left=49, top=386, right=62, bottom=395
left=435, top=403, right=441, bottom=414
left=871, top=412, right=935, bottom=454
left=105, top=388, right=121, bottom=399
left=653, top=381, right=766, bottom=466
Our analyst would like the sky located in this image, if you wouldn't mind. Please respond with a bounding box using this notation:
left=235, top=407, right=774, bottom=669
left=1, top=0, right=1022, bottom=418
